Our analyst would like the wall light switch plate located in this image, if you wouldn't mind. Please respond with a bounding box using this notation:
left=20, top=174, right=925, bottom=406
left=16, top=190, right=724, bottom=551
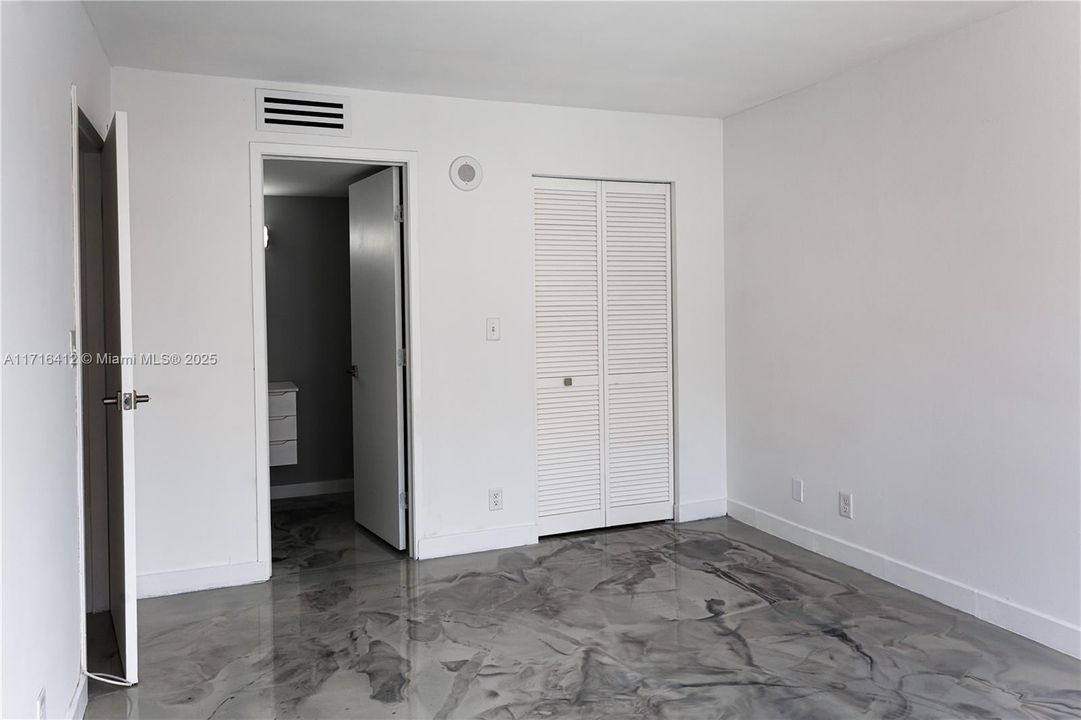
left=838, top=491, right=854, bottom=519
left=791, top=477, right=804, bottom=503
left=486, top=317, right=501, bottom=341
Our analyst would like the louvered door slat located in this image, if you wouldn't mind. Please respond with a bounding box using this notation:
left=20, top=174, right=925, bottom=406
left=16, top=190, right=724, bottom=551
left=602, top=182, right=673, bottom=526
left=534, top=178, right=604, bottom=535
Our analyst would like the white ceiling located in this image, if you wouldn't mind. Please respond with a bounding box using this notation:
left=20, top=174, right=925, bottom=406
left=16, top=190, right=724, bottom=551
left=263, top=159, right=385, bottom=197
left=85, top=1, right=1016, bottom=118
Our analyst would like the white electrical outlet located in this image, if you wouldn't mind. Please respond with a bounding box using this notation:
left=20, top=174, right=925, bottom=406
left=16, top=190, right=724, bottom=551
left=486, top=317, right=501, bottom=341
left=36, top=688, right=46, bottom=720
left=838, top=492, right=854, bottom=519
left=488, top=488, right=503, bottom=511
left=791, top=477, right=804, bottom=503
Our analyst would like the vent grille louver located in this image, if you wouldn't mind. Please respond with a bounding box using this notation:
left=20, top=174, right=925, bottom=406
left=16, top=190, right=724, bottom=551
left=256, top=89, right=351, bottom=137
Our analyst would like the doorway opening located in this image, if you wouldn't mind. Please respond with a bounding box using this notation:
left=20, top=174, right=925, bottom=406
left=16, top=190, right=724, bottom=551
left=255, top=152, right=417, bottom=571
left=77, top=109, right=121, bottom=682
left=77, top=107, right=140, bottom=688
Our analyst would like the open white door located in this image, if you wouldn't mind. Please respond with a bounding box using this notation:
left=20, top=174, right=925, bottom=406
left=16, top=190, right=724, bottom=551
left=102, top=111, right=140, bottom=683
left=348, top=167, right=407, bottom=550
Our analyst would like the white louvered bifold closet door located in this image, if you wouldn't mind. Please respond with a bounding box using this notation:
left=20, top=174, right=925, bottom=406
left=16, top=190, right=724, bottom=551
left=533, top=178, right=605, bottom=535
left=534, top=178, right=673, bottom=536
left=601, top=182, right=674, bottom=526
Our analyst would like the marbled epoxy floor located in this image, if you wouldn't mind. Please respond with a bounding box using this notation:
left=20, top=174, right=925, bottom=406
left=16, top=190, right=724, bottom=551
left=87, top=494, right=1080, bottom=719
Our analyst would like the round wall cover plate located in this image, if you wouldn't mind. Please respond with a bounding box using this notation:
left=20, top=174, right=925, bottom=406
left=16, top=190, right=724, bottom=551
left=450, top=156, right=482, bottom=191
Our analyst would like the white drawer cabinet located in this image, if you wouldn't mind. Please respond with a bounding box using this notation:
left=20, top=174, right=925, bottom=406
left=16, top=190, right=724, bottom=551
left=269, top=439, right=297, bottom=466
left=269, top=389, right=297, bottom=417
left=268, top=415, right=297, bottom=442
left=268, top=381, right=298, bottom=466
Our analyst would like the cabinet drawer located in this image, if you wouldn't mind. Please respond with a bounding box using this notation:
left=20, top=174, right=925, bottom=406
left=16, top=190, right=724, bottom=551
left=268, top=414, right=297, bottom=442
left=268, top=390, right=297, bottom=417
left=269, top=439, right=297, bottom=467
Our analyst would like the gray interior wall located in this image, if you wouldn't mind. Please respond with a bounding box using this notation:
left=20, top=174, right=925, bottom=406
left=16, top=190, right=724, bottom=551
left=723, top=2, right=1080, bottom=647
left=265, top=196, right=353, bottom=488
left=1, top=2, right=113, bottom=713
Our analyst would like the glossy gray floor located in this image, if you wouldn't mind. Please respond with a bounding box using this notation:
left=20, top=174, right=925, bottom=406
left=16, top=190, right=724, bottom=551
left=87, top=495, right=1080, bottom=719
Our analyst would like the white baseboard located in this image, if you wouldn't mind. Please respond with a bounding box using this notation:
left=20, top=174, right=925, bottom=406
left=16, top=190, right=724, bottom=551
left=728, top=500, right=1080, bottom=659
left=677, top=496, right=728, bottom=522
left=270, top=478, right=352, bottom=500
left=138, top=560, right=270, bottom=599
left=416, top=523, right=538, bottom=560
left=67, top=674, right=88, bottom=719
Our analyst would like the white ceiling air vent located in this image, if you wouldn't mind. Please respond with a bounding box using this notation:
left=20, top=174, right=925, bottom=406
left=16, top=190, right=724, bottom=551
left=256, top=89, right=351, bottom=137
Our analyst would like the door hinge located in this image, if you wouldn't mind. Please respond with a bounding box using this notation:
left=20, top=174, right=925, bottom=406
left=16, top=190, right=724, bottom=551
left=393, top=204, right=404, bottom=223
left=399, top=491, right=408, bottom=510
left=396, top=348, right=407, bottom=367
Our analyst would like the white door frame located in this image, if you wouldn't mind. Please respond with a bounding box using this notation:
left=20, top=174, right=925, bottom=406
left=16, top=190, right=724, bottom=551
left=249, top=142, right=423, bottom=561
left=72, top=84, right=90, bottom=676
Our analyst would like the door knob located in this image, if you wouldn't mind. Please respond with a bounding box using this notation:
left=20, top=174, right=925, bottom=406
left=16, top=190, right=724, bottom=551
left=102, top=391, right=150, bottom=409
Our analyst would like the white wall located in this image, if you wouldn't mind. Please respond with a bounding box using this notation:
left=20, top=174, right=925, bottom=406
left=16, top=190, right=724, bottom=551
left=724, top=3, right=1080, bottom=656
left=1, top=2, right=112, bottom=717
left=110, top=68, right=726, bottom=582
